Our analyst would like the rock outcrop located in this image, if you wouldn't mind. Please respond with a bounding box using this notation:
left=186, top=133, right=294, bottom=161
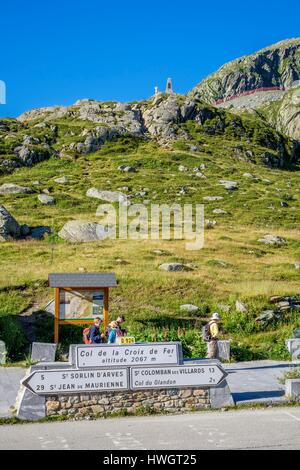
left=0, top=183, right=32, bottom=194
left=264, top=85, right=300, bottom=141
left=190, top=39, right=300, bottom=103
left=0, top=205, right=21, bottom=241
left=86, top=188, right=128, bottom=204
left=58, top=220, right=114, bottom=242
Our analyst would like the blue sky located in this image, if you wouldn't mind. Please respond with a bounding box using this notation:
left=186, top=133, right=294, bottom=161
left=1, top=0, right=299, bottom=117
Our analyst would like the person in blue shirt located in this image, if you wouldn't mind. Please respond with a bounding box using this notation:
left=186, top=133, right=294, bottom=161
left=89, top=317, right=105, bottom=344
left=108, top=321, right=119, bottom=344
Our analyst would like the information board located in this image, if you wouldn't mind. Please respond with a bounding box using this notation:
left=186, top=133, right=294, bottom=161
left=59, top=289, right=104, bottom=320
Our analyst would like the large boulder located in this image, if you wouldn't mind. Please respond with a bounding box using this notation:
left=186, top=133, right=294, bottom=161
left=0, top=205, right=21, bottom=241
left=86, top=188, right=128, bottom=204
left=219, top=180, right=239, bottom=190
left=54, top=176, right=69, bottom=184
left=58, top=220, right=114, bottom=242
left=118, top=165, right=136, bottom=173
left=159, top=263, right=193, bottom=272
left=180, top=304, right=200, bottom=313
left=255, top=310, right=281, bottom=324
left=235, top=300, right=248, bottom=313
left=38, top=194, right=55, bottom=205
left=0, top=183, right=32, bottom=194
left=258, top=234, right=287, bottom=246
left=14, top=145, right=50, bottom=167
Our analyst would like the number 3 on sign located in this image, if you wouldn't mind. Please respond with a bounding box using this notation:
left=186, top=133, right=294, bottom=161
left=117, top=336, right=135, bottom=345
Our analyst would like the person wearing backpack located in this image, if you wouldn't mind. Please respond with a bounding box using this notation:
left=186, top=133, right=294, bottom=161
left=106, top=315, right=127, bottom=337
left=83, top=317, right=105, bottom=344
left=108, top=321, right=119, bottom=344
left=203, top=312, right=221, bottom=359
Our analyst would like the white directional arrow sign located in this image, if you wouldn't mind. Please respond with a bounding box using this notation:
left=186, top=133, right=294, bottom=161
left=130, top=363, right=227, bottom=390
left=21, top=368, right=129, bottom=395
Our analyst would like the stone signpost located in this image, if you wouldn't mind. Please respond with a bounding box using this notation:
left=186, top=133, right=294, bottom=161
left=0, top=340, right=6, bottom=365
left=18, top=341, right=234, bottom=420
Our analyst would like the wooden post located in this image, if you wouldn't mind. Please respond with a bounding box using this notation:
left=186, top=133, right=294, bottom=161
left=54, top=287, right=60, bottom=344
left=104, top=287, right=109, bottom=331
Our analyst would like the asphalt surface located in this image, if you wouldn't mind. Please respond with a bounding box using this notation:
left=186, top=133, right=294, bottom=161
left=224, top=360, right=296, bottom=404
left=0, top=407, right=299, bottom=450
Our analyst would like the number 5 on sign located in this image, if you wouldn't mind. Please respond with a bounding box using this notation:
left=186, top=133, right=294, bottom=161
left=116, top=337, right=135, bottom=345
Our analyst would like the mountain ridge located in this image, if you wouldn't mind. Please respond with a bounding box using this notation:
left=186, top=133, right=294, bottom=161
left=0, top=38, right=299, bottom=175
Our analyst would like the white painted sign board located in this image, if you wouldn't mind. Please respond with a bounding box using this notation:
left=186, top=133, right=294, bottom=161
left=21, top=368, right=129, bottom=395
left=130, top=364, right=227, bottom=390
left=76, top=342, right=180, bottom=368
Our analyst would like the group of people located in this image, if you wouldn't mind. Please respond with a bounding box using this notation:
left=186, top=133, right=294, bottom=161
left=84, top=312, right=222, bottom=359
left=85, top=315, right=127, bottom=345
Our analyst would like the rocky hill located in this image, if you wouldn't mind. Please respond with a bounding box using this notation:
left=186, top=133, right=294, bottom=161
left=189, top=38, right=300, bottom=147
left=190, top=38, right=300, bottom=103
left=258, top=84, right=300, bottom=141
left=0, top=95, right=297, bottom=176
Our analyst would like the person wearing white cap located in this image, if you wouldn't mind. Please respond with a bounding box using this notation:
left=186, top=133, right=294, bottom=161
left=205, top=312, right=221, bottom=359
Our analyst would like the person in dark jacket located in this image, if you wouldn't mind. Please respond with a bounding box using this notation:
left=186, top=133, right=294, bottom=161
left=89, top=317, right=105, bottom=344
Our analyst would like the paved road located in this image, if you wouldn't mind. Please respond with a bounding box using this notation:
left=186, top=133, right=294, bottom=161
left=0, top=407, right=299, bottom=450
left=225, top=360, right=297, bottom=404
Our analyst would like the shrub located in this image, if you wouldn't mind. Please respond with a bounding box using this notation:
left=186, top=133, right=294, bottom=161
left=278, top=368, right=300, bottom=384
left=0, top=316, right=28, bottom=361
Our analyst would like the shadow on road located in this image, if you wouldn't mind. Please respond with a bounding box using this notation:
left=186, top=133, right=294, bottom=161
left=232, top=389, right=285, bottom=402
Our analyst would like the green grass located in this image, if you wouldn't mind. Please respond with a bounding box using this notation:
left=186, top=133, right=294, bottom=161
left=0, top=116, right=300, bottom=362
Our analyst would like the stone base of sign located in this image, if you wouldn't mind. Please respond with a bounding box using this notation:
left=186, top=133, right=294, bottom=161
left=16, top=386, right=46, bottom=421
left=210, top=378, right=235, bottom=408
left=45, top=388, right=211, bottom=418
left=16, top=362, right=71, bottom=421
left=285, top=379, right=300, bottom=400
left=16, top=353, right=234, bottom=421
left=286, top=339, right=300, bottom=360
left=31, top=342, right=57, bottom=363
left=218, top=340, right=231, bottom=361
left=0, top=340, right=7, bottom=365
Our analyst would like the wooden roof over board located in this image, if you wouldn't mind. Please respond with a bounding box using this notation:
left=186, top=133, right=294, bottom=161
left=48, top=272, right=117, bottom=288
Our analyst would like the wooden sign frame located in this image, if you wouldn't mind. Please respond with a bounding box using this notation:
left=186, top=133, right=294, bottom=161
left=54, top=286, right=109, bottom=343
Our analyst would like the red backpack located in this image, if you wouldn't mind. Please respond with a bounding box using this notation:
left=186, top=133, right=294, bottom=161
left=83, top=327, right=92, bottom=344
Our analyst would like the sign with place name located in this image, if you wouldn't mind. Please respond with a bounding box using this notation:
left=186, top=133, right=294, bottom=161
left=21, top=368, right=129, bottom=395
left=130, top=364, right=227, bottom=390
left=116, top=336, right=135, bottom=345
left=76, top=342, right=180, bottom=368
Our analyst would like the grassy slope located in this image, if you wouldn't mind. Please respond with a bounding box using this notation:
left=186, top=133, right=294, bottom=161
left=0, top=121, right=300, bottom=361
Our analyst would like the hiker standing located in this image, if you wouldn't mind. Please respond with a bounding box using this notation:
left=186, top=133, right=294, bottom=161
left=106, top=315, right=128, bottom=337
left=204, top=313, right=221, bottom=359
left=108, top=320, right=119, bottom=344
left=89, top=317, right=105, bottom=344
